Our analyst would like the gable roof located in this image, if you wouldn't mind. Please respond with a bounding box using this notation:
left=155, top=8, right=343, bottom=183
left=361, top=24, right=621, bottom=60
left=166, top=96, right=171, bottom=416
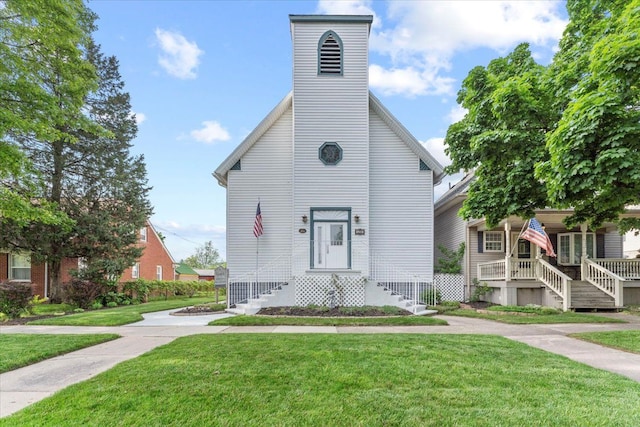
left=147, top=221, right=176, bottom=264
left=213, top=91, right=445, bottom=186
left=175, top=263, right=198, bottom=275
left=434, top=172, right=475, bottom=212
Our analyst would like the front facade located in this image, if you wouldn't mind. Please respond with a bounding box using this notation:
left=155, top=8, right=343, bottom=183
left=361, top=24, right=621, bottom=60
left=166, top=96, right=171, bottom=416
left=435, top=174, right=640, bottom=310
left=1, top=221, right=176, bottom=298
left=214, top=15, right=444, bottom=313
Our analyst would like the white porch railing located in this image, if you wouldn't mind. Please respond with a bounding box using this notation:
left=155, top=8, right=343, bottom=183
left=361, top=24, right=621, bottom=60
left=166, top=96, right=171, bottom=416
left=477, top=259, right=506, bottom=280
left=584, top=258, right=625, bottom=307
left=510, top=259, right=537, bottom=279
left=353, top=243, right=438, bottom=309
left=537, top=258, right=572, bottom=311
left=593, top=258, right=640, bottom=280
left=227, top=243, right=308, bottom=307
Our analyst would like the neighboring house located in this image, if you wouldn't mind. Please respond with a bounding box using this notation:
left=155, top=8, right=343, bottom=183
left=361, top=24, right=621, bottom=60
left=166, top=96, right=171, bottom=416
left=434, top=173, right=640, bottom=310
left=193, top=269, right=215, bottom=282
left=176, top=264, right=199, bottom=281
left=0, top=221, right=176, bottom=298
left=214, top=15, right=444, bottom=314
left=121, top=221, right=176, bottom=282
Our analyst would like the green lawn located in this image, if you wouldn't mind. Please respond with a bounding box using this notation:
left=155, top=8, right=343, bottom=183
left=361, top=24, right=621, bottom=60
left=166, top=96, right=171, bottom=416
left=0, top=334, right=119, bottom=373
left=27, top=297, right=217, bottom=326
left=210, top=315, right=448, bottom=326
left=570, top=330, right=640, bottom=354
left=3, top=334, right=640, bottom=426
left=446, top=309, right=627, bottom=324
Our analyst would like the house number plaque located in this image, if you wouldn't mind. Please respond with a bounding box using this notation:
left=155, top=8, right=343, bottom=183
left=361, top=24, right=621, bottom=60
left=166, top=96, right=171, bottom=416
left=355, top=228, right=365, bottom=236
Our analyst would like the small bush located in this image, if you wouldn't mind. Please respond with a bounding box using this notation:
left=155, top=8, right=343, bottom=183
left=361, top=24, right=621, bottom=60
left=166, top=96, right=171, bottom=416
left=487, top=305, right=560, bottom=315
left=91, top=301, right=103, bottom=310
left=63, top=279, right=106, bottom=309
left=421, top=287, right=442, bottom=305
left=73, top=308, right=85, bottom=313
left=0, top=281, right=33, bottom=318
left=470, top=279, right=491, bottom=302
left=106, top=301, right=118, bottom=308
left=440, top=300, right=461, bottom=308
left=101, top=291, right=132, bottom=306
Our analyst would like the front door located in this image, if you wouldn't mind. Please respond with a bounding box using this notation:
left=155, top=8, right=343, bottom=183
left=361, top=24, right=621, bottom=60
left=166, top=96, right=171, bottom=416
left=314, top=222, right=348, bottom=269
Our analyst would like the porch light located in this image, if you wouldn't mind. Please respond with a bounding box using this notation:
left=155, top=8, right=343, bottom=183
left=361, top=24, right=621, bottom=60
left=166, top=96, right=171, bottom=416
left=302, top=215, right=308, bottom=223
left=354, top=215, right=360, bottom=223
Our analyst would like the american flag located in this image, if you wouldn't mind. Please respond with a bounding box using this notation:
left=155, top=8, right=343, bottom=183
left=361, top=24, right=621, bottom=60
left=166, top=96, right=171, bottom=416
left=253, top=202, right=263, bottom=237
left=521, top=218, right=556, bottom=257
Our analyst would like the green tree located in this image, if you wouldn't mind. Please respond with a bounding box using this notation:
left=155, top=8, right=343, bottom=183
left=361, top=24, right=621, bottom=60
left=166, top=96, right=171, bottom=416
left=445, top=44, right=554, bottom=227
left=0, top=38, right=152, bottom=295
left=183, top=241, right=223, bottom=269
left=538, top=0, right=640, bottom=232
left=435, top=243, right=465, bottom=274
left=0, top=0, right=97, bottom=226
left=446, top=0, right=640, bottom=233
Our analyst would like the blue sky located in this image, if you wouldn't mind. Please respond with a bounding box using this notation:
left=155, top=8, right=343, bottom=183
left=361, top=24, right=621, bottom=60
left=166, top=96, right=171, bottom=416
left=88, top=0, right=570, bottom=261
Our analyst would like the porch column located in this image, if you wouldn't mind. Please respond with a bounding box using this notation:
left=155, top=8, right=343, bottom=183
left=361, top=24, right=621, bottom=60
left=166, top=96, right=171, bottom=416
left=580, top=223, right=588, bottom=280
left=504, top=222, right=511, bottom=281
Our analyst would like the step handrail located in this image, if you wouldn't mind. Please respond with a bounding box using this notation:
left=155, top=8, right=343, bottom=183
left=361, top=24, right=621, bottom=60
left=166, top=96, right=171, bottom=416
left=537, top=258, right=572, bottom=311
left=583, top=258, right=624, bottom=306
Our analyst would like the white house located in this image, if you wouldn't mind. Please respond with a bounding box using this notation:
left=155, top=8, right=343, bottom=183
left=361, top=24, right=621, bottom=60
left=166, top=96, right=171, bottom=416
left=214, top=15, right=444, bottom=314
left=435, top=173, right=640, bottom=310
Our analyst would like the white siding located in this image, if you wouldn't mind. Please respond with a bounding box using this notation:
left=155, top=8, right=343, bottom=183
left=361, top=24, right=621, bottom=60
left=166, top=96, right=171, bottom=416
left=227, top=108, right=293, bottom=278
left=369, top=111, right=433, bottom=280
left=604, top=230, right=624, bottom=258
left=291, top=21, right=371, bottom=272
left=434, top=202, right=467, bottom=276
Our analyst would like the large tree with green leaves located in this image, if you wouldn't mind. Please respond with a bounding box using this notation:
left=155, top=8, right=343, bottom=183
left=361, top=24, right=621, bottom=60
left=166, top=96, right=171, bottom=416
left=445, top=44, right=555, bottom=227
left=446, top=0, right=640, bottom=233
left=0, top=0, right=98, bottom=227
left=538, top=0, right=640, bottom=232
left=0, top=35, right=152, bottom=295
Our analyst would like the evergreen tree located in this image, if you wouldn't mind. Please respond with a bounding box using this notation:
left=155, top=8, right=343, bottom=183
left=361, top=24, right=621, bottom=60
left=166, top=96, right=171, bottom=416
left=1, top=37, right=152, bottom=296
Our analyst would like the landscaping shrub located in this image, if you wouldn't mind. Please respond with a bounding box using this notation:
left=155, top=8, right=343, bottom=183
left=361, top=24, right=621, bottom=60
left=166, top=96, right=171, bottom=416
left=421, top=287, right=442, bottom=305
left=121, top=279, right=214, bottom=301
left=62, top=279, right=106, bottom=309
left=487, top=305, right=560, bottom=315
left=100, top=291, right=133, bottom=306
left=0, top=280, right=33, bottom=318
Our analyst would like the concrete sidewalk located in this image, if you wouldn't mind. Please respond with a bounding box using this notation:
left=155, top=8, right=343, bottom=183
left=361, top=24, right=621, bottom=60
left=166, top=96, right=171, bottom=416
left=1, top=312, right=640, bottom=417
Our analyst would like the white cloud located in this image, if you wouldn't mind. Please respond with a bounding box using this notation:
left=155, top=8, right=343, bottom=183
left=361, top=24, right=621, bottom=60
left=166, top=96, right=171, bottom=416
left=447, top=105, right=467, bottom=124
left=131, top=112, right=146, bottom=125
left=421, top=137, right=450, bottom=167
left=154, top=28, right=203, bottom=79
left=319, top=1, right=567, bottom=98
left=369, top=64, right=454, bottom=97
left=190, top=121, right=231, bottom=144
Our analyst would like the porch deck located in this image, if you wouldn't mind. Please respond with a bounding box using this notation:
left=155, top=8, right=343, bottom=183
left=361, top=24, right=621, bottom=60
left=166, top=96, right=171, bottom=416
left=477, top=258, right=640, bottom=310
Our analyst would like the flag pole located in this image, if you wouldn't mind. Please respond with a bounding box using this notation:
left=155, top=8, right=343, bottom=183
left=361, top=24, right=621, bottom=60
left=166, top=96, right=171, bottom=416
left=254, top=198, right=261, bottom=300
left=509, top=219, right=529, bottom=258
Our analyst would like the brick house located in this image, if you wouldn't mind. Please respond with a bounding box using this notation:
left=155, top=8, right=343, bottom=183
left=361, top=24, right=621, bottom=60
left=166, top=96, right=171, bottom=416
left=0, top=221, right=176, bottom=298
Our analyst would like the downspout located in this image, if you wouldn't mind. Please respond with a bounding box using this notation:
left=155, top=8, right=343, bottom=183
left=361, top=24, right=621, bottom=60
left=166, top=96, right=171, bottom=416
left=44, top=261, right=48, bottom=298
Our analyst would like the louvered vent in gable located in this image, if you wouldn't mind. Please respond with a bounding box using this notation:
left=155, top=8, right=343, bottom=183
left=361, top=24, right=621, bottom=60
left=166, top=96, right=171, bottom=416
left=318, top=31, right=342, bottom=75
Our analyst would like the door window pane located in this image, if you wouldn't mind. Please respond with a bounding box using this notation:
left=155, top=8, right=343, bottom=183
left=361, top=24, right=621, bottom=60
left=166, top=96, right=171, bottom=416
left=573, top=234, right=582, bottom=265
left=559, top=235, right=570, bottom=265
left=330, top=224, right=343, bottom=246
left=517, top=239, right=531, bottom=259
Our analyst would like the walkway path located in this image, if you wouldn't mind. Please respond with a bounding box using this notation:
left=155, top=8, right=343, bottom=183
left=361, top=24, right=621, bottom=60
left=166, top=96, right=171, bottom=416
left=1, top=311, right=640, bottom=417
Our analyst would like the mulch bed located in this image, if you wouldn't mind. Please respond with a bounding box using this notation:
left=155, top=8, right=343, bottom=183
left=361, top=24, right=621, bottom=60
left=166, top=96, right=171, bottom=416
left=257, top=306, right=412, bottom=317
left=2, top=314, right=58, bottom=326
left=172, top=306, right=225, bottom=316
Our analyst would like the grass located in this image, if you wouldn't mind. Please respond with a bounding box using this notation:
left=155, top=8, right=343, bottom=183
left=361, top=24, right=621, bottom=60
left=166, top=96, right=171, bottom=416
left=0, top=334, right=119, bottom=373
left=210, top=315, right=448, bottom=326
left=570, top=330, right=640, bottom=354
left=31, top=303, right=75, bottom=315
left=446, top=308, right=627, bottom=324
left=2, top=334, right=640, bottom=426
left=27, top=296, right=217, bottom=326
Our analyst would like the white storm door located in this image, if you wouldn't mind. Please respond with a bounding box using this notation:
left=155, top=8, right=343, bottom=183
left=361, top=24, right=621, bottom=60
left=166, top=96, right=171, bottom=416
left=314, top=222, right=348, bottom=269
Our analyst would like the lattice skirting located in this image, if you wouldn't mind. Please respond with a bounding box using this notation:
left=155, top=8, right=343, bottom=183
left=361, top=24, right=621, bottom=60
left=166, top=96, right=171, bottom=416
left=295, top=274, right=367, bottom=306
left=434, top=273, right=465, bottom=301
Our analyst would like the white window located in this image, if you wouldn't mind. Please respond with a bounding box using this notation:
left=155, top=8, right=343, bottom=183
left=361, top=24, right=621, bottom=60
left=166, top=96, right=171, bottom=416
left=156, top=265, right=163, bottom=280
left=558, top=233, right=595, bottom=265
left=9, top=253, right=31, bottom=281
left=140, top=227, right=147, bottom=242
left=132, top=263, right=140, bottom=279
left=484, top=231, right=504, bottom=252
